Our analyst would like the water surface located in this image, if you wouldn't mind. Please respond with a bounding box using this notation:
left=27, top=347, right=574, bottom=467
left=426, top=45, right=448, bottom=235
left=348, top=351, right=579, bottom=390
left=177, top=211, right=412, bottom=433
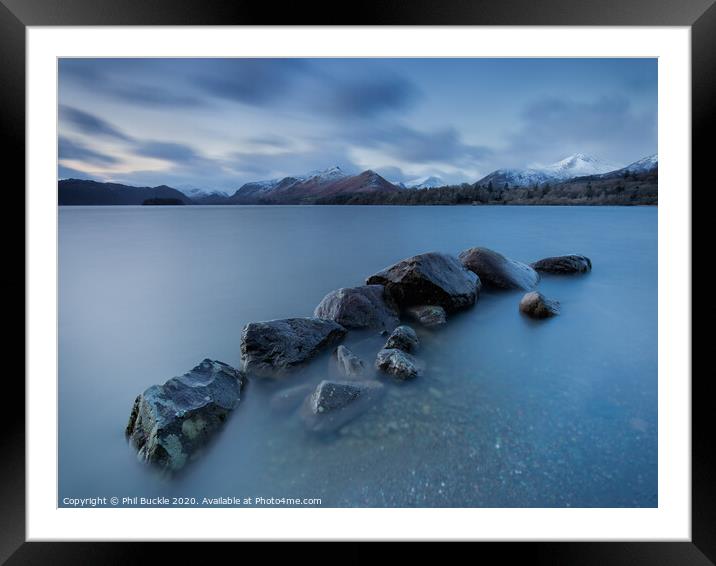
left=59, top=205, right=657, bottom=507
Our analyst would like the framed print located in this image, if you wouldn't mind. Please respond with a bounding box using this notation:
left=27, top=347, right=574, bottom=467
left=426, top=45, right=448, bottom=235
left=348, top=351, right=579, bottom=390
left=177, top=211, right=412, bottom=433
left=4, top=0, right=711, bottom=562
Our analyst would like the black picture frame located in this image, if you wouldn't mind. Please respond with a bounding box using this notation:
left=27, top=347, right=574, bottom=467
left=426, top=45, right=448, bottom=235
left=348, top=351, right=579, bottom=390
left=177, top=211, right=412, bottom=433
left=3, top=0, right=711, bottom=562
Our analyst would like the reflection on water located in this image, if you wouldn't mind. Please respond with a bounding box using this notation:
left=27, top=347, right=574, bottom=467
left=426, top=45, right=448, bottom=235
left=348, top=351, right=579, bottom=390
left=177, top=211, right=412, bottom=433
left=59, top=205, right=657, bottom=507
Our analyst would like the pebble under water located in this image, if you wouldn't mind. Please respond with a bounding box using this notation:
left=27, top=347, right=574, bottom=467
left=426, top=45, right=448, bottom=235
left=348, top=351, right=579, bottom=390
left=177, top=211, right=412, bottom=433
left=59, top=205, right=657, bottom=507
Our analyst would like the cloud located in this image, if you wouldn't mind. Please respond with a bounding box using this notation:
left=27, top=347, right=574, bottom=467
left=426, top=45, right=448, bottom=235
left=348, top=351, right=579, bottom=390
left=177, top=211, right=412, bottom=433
left=226, top=147, right=360, bottom=180
left=331, top=123, right=492, bottom=168
left=109, top=84, right=203, bottom=108
left=318, top=74, right=420, bottom=118
left=60, top=105, right=133, bottom=142
left=58, top=136, right=120, bottom=166
left=60, top=60, right=204, bottom=109
left=245, top=134, right=293, bottom=149
left=58, top=163, right=94, bottom=180
left=133, top=140, right=205, bottom=164
left=376, top=125, right=491, bottom=163
left=196, top=59, right=307, bottom=106
left=500, top=95, right=657, bottom=167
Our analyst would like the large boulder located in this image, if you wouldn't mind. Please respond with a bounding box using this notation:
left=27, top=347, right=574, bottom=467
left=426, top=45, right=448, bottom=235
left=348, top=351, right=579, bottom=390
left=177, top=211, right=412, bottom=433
left=458, top=247, right=539, bottom=290
left=406, top=305, right=447, bottom=328
left=531, top=254, right=592, bottom=274
left=333, top=345, right=367, bottom=379
left=314, top=285, right=400, bottom=332
left=519, top=291, right=560, bottom=319
left=125, top=359, right=245, bottom=472
left=301, top=379, right=384, bottom=433
left=366, top=252, right=479, bottom=312
left=375, top=348, right=425, bottom=380
left=241, top=317, right=346, bottom=378
left=383, top=325, right=419, bottom=353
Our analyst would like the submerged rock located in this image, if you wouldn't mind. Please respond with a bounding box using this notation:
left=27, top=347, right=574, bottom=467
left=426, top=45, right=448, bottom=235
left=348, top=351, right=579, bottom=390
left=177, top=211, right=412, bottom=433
left=383, top=325, right=419, bottom=353
left=314, top=285, right=400, bottom=332
left=241, top=317, right=346, bottom=378
left=125, top=359, right=245, bottom=472
left=301, top=379, right=384, bottom=433
left=519, top=291, right=560, bottom=319
left=375, top=348, right=425, bottom=380
left=531, top=254, right=592, bottom=274
left=406, top=305, right=447, bottom=328
left=366, top=252, right=479, bottom=312
left=333, top=345, right=367, bottom=379
left=269, top=384, right=315, bottom=414
left=458, top=247, right=539, bottom=290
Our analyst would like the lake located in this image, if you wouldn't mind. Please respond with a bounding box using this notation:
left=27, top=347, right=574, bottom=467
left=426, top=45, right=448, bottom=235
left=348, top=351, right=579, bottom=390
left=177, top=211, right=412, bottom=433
left=58, top=205, right=657, bottom=507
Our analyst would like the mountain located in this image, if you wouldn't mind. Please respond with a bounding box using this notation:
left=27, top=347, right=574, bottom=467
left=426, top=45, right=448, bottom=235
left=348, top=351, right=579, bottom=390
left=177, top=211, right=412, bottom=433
left=59, top=179, right=193, bottom=206
left=606, top=154, right=658, bottom=177
left=228, top=167, right=399, bottom=204
left=405, top=175, right=444, bottom=189
left=476, top=153, right=621, bottom=188
left=539, top=153, right=620, bottom=179
left=180, top=187, right=231, bottom=205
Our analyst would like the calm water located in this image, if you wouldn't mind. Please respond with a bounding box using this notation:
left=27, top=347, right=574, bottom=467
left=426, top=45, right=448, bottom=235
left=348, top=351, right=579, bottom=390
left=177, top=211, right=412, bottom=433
left=59, top=205, right=657, bottom=507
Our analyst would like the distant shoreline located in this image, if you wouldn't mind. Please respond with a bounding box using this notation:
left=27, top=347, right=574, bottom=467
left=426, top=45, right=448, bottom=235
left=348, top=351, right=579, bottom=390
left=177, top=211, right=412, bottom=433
left=59, top=202, right=658, bottom=208
left=58, top=173, right=658, bottom=207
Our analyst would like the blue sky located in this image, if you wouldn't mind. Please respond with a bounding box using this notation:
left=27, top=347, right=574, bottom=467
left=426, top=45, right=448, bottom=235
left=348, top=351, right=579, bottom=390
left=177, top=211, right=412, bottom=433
left=58, top=58, right=657, bottom=191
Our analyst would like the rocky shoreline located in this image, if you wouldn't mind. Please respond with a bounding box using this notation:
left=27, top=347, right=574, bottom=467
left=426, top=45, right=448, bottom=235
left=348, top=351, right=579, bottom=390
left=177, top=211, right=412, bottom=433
left=126, top=249, right=592, bottom=473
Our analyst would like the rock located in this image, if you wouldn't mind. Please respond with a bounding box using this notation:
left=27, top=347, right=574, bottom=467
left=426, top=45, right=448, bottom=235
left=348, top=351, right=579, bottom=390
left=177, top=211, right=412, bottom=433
left=301, top=379, right=384, bottom=433
left=375, top=348, right=425, bottom=380
left=383, top=325, right=419, bottom=353
left=366, top=252, right=479, bottom=312
left=458, top=247, right=539, bottom=290
left=519, top=291, right=560, bottom=319
left=406, top=305, right=447, bottom=328
left=333, top=345, right=367, bottom=379
left=269, top=384, right=315, bottom=414
left=241, top=317, right=347, bottom=378
left=125, top=359, right=245, bottom=472
left=313, top=285, right=400, bottom=332
left=531, top=254, right=592, bottom=274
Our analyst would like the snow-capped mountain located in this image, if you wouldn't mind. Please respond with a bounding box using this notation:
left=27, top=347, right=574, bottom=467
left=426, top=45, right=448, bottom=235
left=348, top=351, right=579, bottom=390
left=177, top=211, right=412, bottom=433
left=180, top=186, right=229, bottom=198
left=476, top=153, right=624, bottom=188
left=230, top=166, right=349, bottom=201
left=405, top=175, right=444, bottom=189
left=301, top=165, right=348, bottom=183
left=229, top=167, right=398, bottom=203
left=536, top=153, right=620, bottom=180
left=618, top=154, right=658, bottom=175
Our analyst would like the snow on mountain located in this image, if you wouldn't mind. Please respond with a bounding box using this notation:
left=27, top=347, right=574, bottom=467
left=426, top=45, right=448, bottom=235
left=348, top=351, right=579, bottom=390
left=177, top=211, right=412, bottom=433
left=477, top=153, right=624, bottom=188
left=537, top=153, right=620, bottom=180
left=181, top=186, right=229, bottom=198
left=405, top=175, right=444, bottom=189
left=229, top=166, right=398, bottom=203
left=301, top=165, right=348, bottom=182
left=619, top=154, right=658, bottom=174
left=233, top=166, right=348, bottom=198
left=476, top=168, right=554, bottom=188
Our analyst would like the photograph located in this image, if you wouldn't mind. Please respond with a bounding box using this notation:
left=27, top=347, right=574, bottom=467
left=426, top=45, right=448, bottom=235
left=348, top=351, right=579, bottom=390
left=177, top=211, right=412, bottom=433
left=57, top=56, right=659, bottom=509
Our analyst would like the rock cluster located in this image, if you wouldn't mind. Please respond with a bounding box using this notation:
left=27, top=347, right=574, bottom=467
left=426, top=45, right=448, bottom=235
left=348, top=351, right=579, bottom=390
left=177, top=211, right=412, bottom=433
left=300, top=379, right=385, bottom=433
left=531, top=254, right=592, bottom=274
left=458, top=247, right=539, bottom=290
left=314, top=285, right=400, bottom=332
left=333, top=345, right=367, bottom=379
left=366, top=252, right=480, bottom=312
left=125, top=359, right=245, bottom=472
left=519, top=291, right=561, bottom=318
left=240, top=317, right=346, bottom=378
left=127, top=246, right=592, bottom=469
left=406, top=305, right=447, bottom=328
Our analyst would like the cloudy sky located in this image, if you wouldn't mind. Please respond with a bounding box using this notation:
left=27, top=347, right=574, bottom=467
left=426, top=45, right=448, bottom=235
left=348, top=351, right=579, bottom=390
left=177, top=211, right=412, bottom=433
left=58, top=58, right=657, bottom=191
